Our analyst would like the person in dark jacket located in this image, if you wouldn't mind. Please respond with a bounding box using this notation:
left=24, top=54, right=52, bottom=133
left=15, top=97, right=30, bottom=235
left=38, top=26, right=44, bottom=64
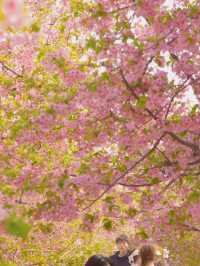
left=109, top=234, right=134, bottom=266
left=85, top=255, right=113, bottom=266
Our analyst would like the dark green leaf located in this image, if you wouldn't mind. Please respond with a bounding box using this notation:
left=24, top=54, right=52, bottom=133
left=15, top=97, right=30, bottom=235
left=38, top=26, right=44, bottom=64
left=126, top=207, right=137, bottom=218
left=87, top=82, right=97, bottom=92
left=136, top=228, right=148, bottom=240
left=58, top=175, right=69, bottom=189
left=150, top=177, right=160, bottom=185
left=103, top=218, right=112, bottom=230
left=31, top=22, right=40, bottom=32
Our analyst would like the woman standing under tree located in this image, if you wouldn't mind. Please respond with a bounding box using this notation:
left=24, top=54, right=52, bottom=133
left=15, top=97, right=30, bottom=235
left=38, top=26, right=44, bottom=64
left=139, top=245, right=156, bottom=266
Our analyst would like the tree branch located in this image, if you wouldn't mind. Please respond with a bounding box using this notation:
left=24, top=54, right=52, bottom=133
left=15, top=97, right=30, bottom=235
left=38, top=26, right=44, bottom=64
left=156, top=147, right=173, bottom=165
left=166, top=131, right=200, bottom=154
left=179, top=223, right=200, bottom=233
left=120, top=68, right=139, bottom=99
left=81, top=133, right=165, bottom=212
left=120, top=69, right=158, bottom=120
left=165, top=76, right=193, bottom=120
left=106, top=4, right=135, bottom=14
left=118, top=182, right=159, bottom=187
left=161, top=175, right=181, bottom=194
left=161, top=168, right=200, bottom=194
left=145, top=28, right=175, bottom=51
left=142, top=56, right=154, bottom=76
left=189, top=157, right=200, bottom=165
left=0, top=61, right=23, bottom=78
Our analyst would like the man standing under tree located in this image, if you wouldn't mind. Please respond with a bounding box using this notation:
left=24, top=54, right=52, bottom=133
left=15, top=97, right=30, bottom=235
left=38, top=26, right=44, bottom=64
left=110, top=234, right=137, bottom=266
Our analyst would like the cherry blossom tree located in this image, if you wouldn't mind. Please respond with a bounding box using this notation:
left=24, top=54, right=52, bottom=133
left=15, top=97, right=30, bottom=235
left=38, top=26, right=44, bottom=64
left=0, top=0, right=200, bottom=250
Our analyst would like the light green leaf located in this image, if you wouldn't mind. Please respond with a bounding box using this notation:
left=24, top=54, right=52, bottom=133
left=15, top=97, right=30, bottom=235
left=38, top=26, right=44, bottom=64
left=5, top=215, right=32, bottom=239
left=136, top=95, right=148, bottom=109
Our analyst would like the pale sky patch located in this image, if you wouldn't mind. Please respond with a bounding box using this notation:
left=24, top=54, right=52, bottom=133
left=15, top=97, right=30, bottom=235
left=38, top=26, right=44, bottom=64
left=163, top=0, right=175, bottom=9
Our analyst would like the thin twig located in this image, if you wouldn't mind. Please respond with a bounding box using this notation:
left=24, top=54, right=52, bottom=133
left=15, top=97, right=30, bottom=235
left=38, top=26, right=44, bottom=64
left=142, top=56, right=154, bottom=76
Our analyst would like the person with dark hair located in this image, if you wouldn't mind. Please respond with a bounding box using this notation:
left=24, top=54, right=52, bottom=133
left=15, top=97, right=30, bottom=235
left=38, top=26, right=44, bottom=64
left=139, top=244, right=156, bottom=266
left=85, top=255, right=112, bottom=266
left=110, top=234, right=135, bottom=266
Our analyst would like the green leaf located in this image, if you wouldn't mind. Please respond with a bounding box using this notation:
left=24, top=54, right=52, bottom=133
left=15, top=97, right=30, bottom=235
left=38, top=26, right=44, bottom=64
left=94, top=4, right=106, bottom=18
left=185, top=175, right=194, bottom=184
left=132, top=37, right=144, bottom=51
left=149, top=152, right=163, bottom=165
left=53, top=57, right=66, bottom=69
left=25, top=77, right=36, bottom=89
left=70, top=0, right=85, bottom=16
left=63, top=153, right=72, bottom=167
left=86, top=38, right=105, bottom=54
left=168, top=210, right=176, bottom=224
left=59, top=24, right=66, bottom=33
left=104, top=196, right=114, bottom=204
left=136, top=0, right=143, bottom=7
left=31, top=22, right=40, bottom=32
left=87, top=81, right=97, bottom=92
left=147, top=35, right=159, bottom=43
left=136, top=95, right=148, bottom=109
left=3, top=167, right=19, bottom=179
left=58, top=175, right=69, bottom=189
left=37, top=49, right=46, bottom=62
left=149, top=177, right=160, bottom=185
left=10, top=117, right=30, bottom=139
left=68, top=112, right=79, bottom=121
left=131, top=79, right=143, bottom=88
left=0, top=74, right=13, bottom=87
left=78, top=162, right=90, bottom=175
left=190, top=104, right=199, bottom=116
left=68, top=86, right=78, bottom=97
left=115, top=21, right=130, bottom=32
left=86, top=37, right=97, bottom=50
left=126, top=207, right=137, bottom=218
left=101, top=72, right=110, bottom=81
left=189, top=4, right=199, bottom=18
left=61, top=16, right=69, bottom=23
left=169, top=114, right=182, bottom=123
left=117, top=163, right=127, bottom=173
left=29, top=151, right=43, bottom=165
left=45, top=106, right=55, bottom=115
left=136, top=228, right=149, bottom=240
left=161, top=12, right=172, bottom=24
left=188, top=191, right=200, bottom=203
left=38, top=222, right=53, bottom=234
left=103, top=218, right=112, bottom=230
left=85, top=213, right=95, bottom=223
left=0, top=184, right=14, bottom=196
left=5, top=215, right=31, bottom=239
left=0, top=259, right=17, bottom=266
